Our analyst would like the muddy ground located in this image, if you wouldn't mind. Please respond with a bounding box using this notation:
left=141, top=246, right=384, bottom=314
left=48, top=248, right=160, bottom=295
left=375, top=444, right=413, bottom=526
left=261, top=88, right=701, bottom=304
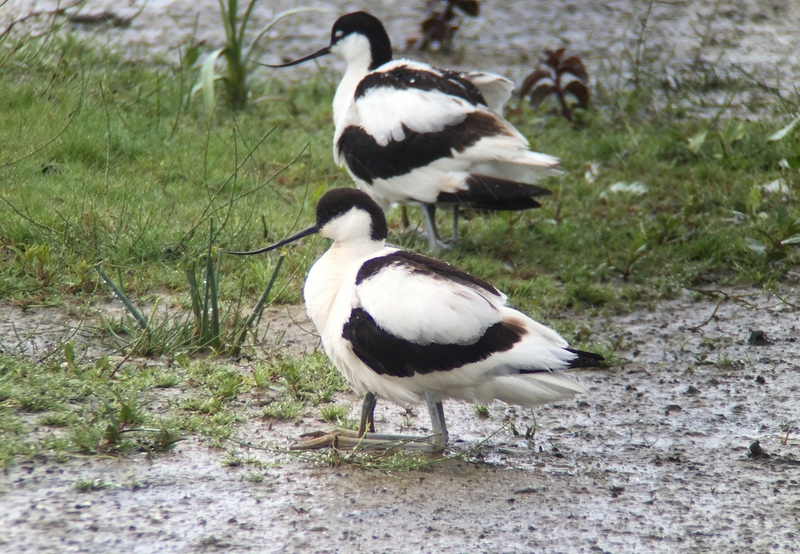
left=4, top=0, right=800, bottom=107
left=1, top=288, right=799, bottom=553
left=2, top=0, right=800, bottom=552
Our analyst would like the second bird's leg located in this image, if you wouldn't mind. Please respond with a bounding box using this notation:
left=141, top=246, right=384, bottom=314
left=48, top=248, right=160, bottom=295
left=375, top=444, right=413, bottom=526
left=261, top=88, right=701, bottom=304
left=419, top=203, right=449, bottom=251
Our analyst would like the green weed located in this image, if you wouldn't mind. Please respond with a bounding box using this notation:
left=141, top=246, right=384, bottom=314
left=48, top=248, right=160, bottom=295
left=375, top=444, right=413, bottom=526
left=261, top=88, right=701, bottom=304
left=74, top=478, right=111, bottom=492
left=261, top=399, right=302, bottom=420
left=193, top=5, right=331, bottom=111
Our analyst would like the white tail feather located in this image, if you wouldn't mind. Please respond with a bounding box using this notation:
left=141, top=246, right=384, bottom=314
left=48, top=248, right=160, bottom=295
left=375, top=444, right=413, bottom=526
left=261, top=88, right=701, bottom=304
left=483, top=372, right=588, bottom=407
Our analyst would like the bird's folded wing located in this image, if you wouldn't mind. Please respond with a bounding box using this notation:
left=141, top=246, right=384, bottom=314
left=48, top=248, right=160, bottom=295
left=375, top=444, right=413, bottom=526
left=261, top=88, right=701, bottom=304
left=353, top=61, right=499, bottom=146
left=355, top=86, right=476, bottom=145
left=460, top=71, right=514, bottom=115
left=354, top=252, right=505, bottom=346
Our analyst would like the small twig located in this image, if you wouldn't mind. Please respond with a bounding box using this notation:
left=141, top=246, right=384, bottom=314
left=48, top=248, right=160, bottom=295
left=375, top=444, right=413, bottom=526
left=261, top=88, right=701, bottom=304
left=229, top=254, right=286, bottom=356
left=685, top=287, right=760, bottom=309
left=730, top=64, right=782, bottom=96
left=98, top=80, right=113, bottom=193
left=0, top=0, right=83, bottom=39
left=109, top=347, right=136, bottom=379
left=95, top=265, right=149, bottom=330
left=689, top=293, right=724, bottom=331
left=224, top=436, right=277, bottom=452
left=771, top=289, right=800, bottom=310
left=119, top=427, right=168, bottom=434
left=690, top=0, right=722, bottom=74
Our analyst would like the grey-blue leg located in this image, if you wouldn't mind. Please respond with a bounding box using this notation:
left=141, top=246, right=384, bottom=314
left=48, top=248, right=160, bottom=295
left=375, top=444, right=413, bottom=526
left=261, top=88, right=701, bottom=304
left=292, top=391, right=447, bottom=452
left=425, top=390, right=448, bottom=446
left=419, top=203, right=449, bottom=251
left=358, top=392, right=377, bottom=436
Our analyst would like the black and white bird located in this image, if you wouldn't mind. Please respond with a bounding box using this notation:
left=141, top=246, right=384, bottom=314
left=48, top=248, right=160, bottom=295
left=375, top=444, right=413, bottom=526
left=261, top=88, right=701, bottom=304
left=266, top=11, right=560, bottom=250
left=229, top=188, right=602, bottom=450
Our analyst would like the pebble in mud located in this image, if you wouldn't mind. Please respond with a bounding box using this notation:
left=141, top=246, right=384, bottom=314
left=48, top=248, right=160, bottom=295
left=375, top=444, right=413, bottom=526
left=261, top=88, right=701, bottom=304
left=748, top=440, right=769, bottom=459
left=748, top=330, right=773, bottom=345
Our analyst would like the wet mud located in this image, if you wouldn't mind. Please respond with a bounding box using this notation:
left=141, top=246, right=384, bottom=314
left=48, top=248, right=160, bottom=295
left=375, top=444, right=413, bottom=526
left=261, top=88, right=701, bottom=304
left=1, top=289, right=799, bottom=552
left=3, top=0, right=800, bottom=103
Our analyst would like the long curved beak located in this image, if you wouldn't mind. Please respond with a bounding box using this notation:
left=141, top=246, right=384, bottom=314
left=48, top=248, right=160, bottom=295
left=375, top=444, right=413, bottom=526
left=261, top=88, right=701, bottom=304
left=258, top=45, right=331, bottom=68
left=225, top=225, right=319, bottom=256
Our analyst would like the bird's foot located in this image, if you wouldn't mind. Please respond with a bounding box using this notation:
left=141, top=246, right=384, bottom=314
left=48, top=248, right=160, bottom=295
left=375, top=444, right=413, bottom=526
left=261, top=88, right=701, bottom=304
left=289, top=428, right=445, bottom=453
left=399, top=223, right=451, bottom=252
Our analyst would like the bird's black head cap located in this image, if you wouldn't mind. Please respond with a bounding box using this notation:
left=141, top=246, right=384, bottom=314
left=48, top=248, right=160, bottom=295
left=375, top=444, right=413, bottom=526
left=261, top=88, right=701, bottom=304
left=316, top=188, right=388, bottom=241
left=331, top=11, right=393, bottom=70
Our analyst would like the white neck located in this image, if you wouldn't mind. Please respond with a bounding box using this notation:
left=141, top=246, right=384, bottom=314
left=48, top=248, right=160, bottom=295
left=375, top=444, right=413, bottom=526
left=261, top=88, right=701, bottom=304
left=319, top=208, right=384, bottom=254
left=331, top=34, right=374, bottom=127
left=304, top=238, right=391, bottom=338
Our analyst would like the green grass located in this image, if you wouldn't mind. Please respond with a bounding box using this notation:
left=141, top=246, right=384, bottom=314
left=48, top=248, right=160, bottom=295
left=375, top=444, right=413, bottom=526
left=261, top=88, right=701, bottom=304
left=0, top=346, right=344, bottom=468
left=0, top=352, right=182, bottom=465
left=1, top=35, right=798, bottom=322
left=0, top=31, right=799, bottom=470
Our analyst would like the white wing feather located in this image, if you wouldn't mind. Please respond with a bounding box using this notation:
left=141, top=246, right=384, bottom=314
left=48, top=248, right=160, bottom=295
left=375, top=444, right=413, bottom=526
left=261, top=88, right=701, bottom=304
left=355, top=87, right=473, bottom=146
left=462, top=71, right=514, bottom=115
left=355, top=264, right=505, bottom=345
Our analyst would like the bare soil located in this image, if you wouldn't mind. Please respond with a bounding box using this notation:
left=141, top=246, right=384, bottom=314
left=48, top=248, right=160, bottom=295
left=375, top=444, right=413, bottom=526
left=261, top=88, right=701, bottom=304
left=2, top=1, right=800, bottom=552
left=1, top=288, right=800, bottom=553
left=3, top=0, right=800, bottom=106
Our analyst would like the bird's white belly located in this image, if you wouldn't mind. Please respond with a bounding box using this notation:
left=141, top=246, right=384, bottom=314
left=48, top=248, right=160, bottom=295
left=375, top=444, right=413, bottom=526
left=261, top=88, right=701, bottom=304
left=304, top=247, right=428, bottom=406
left=350, top=163, right=467, bottom=207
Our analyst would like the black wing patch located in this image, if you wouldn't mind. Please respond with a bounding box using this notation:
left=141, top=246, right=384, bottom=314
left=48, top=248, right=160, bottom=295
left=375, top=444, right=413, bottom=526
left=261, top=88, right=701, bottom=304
left=355, top=66, right=487, bottom=107
left=436, top=175, right=552, bottom=210
left=564, top=348, right=605, bottom=368
left=355, top=250, right=502, bottom=298
left=342, top=308, right=522, bottom=378
left=337, top=112, right=508, bottom=183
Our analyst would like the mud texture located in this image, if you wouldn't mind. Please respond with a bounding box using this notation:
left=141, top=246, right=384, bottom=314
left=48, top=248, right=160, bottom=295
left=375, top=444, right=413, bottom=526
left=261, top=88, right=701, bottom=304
left=1, top=290, right=799, bottom=552
left=3, top=0, right=800, bottom=104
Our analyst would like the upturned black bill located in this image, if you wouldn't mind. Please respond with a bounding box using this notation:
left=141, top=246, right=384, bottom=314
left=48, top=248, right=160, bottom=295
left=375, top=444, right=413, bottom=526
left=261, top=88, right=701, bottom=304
left=258, top=45, right=331, bottom=68
left=225, top=225, right=319, bottom=256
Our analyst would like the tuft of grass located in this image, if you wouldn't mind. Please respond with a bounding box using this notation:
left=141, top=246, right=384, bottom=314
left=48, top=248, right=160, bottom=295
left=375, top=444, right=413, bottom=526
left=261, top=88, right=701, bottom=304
left=261, top=399, right=302, bottom=420
left=192, top=5, right=331, bottom=111
left=252, top=352, right=347, bottom=403
left=320, top=404, right=350, bottom=423
left=74, top=478, right=111, bottom=492
left=154, top=371, right=180, bottom=389
left=318, top=404, right=357, bottom=430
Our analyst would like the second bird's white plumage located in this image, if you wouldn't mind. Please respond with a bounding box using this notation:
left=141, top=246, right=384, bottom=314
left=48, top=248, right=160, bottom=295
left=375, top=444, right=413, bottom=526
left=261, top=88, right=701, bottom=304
left=330, top=44, right=559, bottom=209
left=268, top=12, right=560, bottom=249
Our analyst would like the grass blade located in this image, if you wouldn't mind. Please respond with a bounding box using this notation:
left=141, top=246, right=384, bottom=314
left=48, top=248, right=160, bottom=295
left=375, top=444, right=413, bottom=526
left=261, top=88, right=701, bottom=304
left=95, top=266, right=148, bottom=331
left=230, top=254, right=285, bottom=356
left=767, top=114, right=800, bottom=141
